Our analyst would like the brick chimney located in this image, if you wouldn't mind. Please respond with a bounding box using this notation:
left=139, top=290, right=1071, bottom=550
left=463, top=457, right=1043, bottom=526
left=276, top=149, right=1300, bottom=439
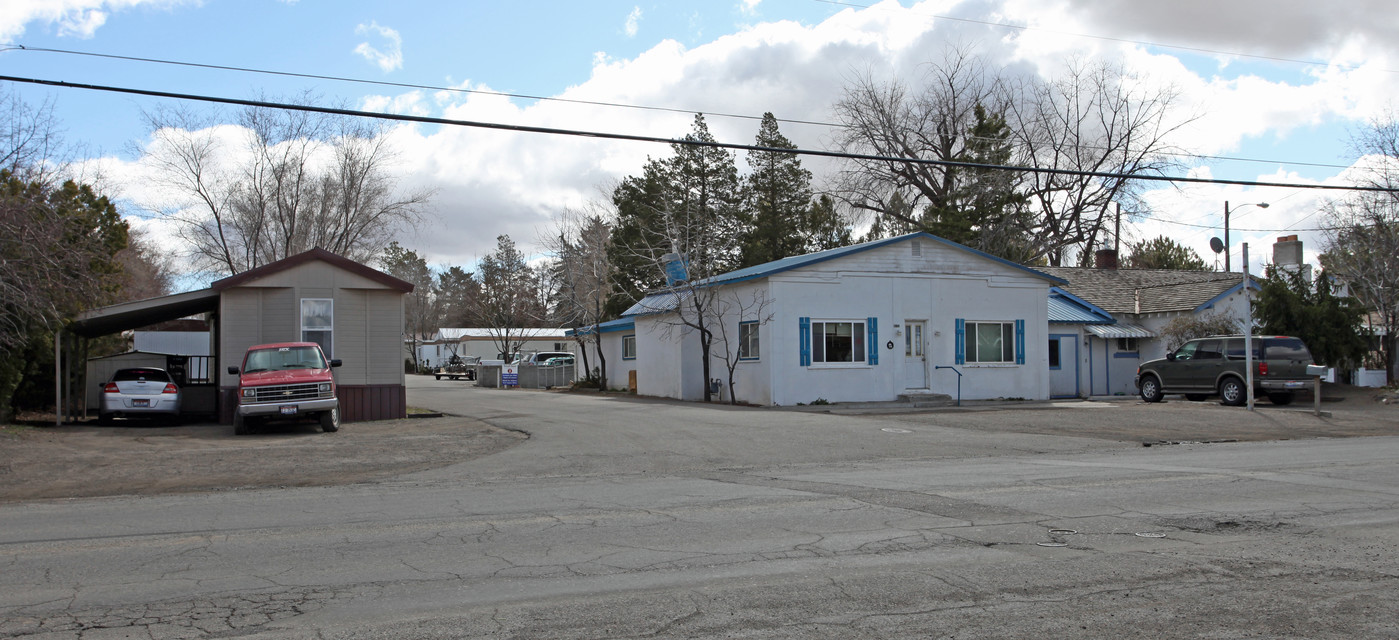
left=1272, top=235, right=1312, bottom=283
left=1094, top=248, right=1119, bottom=270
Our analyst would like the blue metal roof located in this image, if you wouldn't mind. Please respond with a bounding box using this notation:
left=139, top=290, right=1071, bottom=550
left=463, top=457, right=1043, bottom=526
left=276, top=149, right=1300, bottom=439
left=1048, top=287, right=1115, bottom=324
left=622, top=232, right=1066, bottom=318
left=566, top=317, right=636, bottom=337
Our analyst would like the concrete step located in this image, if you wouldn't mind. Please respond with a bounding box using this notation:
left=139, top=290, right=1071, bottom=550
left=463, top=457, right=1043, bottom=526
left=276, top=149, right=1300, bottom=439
left=898, top=392, right=953, bottom=406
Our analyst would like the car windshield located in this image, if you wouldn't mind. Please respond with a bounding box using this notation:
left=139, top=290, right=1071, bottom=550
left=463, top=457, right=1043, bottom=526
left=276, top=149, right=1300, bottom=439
left=243, top=346, right=326, bottom=373
left=112, top=368, right=170, bottom=382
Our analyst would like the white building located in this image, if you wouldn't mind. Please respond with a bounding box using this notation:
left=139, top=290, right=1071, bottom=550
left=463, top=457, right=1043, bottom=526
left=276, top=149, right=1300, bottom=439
left=415, top=328, right=574, bottom=368
left=1040, top=258, right=1256, bottom=397
left=614, top=232, right=1064, bottom=406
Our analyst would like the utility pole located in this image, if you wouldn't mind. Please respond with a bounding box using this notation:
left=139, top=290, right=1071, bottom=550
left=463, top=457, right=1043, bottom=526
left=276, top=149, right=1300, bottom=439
left=1243, top=242, right=1254, bottom=411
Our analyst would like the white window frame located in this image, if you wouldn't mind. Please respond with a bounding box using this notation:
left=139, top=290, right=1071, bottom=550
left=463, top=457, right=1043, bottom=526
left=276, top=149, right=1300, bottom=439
left=738, top=321, right=760, bottom=361
left=965, top=320, right=1014, bottom=364
left=810, top=319, right=866, bottom=367
left=301, top=298, right=334, bottom=358
left=622, top=334, right=637, bottom=360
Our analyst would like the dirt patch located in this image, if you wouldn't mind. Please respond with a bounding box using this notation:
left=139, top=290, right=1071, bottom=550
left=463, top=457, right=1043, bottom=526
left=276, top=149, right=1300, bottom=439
left=0, top=415, right=524, bottom=503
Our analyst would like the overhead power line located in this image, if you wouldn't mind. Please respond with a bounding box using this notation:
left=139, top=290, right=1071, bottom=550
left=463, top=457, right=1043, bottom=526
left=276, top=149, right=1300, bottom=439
left=1, top=73, right=1394, bottom=194
left=5, top=44, right=1377, bottom=173
left=2, top=44, right=829, bottom=128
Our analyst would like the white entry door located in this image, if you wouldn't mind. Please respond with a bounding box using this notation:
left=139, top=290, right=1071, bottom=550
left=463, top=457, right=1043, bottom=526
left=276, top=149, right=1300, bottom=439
left=903, top=321, right=928, bottom=389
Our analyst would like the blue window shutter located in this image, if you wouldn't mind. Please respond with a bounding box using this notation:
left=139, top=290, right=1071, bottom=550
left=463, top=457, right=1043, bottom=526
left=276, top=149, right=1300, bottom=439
left=799, top=317, right=811, bottom=367
left=955, top=319, right=966, bottom=365
left=1015, top=319, right=1026, bottom=365
left=867, top=317, right=878, bottom=365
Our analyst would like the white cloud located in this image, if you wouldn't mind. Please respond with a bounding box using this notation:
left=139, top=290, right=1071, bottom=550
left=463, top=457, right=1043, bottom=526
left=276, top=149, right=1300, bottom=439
left=90, top=0, right=1399, bottom=275
left=354, top=21, right=404, bottom=72
left=739, top=0, right=762, bottom=16
left=0, top=0, right=192, bottom=41
left=624, top=6, right=641, bottom=37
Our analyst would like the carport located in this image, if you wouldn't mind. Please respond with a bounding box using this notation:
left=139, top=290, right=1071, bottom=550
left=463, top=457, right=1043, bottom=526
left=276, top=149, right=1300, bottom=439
left=59, top=248, right=413, bottom=426
left=60, top=288, right=222, bottom=425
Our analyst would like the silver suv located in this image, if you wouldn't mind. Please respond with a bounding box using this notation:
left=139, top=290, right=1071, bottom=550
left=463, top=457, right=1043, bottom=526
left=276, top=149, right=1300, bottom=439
left=1136, top=335, right=1314, bottom=406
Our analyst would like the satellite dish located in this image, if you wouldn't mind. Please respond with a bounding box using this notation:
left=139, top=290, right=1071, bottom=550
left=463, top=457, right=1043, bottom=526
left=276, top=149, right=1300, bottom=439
left=1209, top=237, right=1224, bottom=254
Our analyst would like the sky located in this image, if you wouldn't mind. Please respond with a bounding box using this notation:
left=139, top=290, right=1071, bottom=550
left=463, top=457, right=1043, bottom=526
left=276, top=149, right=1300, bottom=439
left=3, top=0, right=1398, bottom=289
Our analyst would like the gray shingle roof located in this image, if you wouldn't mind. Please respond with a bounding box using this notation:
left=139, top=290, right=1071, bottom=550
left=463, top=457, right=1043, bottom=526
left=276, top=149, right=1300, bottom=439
left=1036, top=267, right=1249, bottom=315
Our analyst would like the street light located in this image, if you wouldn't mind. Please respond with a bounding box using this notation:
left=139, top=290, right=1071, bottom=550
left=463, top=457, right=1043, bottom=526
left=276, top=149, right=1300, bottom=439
left=1224, top=200, right=1269, bottom=272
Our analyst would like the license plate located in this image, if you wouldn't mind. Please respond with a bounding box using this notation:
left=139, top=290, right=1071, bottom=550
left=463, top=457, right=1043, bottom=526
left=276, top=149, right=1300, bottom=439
left=1284, top=381, right=1305, bottom=388
left=280, top=406, right=298, bottom=415
left=133, top=399, right=149, bottom=407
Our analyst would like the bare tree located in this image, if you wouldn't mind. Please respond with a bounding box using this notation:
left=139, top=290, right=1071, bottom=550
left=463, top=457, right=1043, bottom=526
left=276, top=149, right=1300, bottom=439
left=831, top=46, right=1006, bottom=233
left=709, top=287, right=775, bottom=405
left=472, top=235, right=547, bottom=362
left=380, top=242, right=440, bottom=372
left=0, top=86, right=73, bottom=186
left=114, top=227, right=176, bottom=302
left=1005, top=59, right=1191, bottom=265
left=542, top=202, right=615, bottom=388
left=139, top=99, right=431, bottom=275
left=1320, top=111, right=1399, bottom=383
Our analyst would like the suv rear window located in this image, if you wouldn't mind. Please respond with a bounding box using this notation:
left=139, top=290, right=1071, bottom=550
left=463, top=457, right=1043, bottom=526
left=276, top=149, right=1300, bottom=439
left=1264, top=337, right=1311, bottom=361
left=113, top=368, right=171, bottom=382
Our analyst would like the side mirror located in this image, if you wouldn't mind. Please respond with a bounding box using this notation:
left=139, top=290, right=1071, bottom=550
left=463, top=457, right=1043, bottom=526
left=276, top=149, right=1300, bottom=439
left=330, top=359, right=342, bottom=368
left=227, top=366, right=240, bottom=375
left=1165, top=352, right=1176, bottom=362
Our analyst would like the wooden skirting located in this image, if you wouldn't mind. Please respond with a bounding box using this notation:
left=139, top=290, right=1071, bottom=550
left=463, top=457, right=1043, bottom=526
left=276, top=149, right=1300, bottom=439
left=218, top=384, right=406, bottom=424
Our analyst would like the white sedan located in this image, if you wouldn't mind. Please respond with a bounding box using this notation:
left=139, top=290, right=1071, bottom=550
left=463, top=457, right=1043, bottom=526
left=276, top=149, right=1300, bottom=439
left=98, top=367, right=181, bottom=424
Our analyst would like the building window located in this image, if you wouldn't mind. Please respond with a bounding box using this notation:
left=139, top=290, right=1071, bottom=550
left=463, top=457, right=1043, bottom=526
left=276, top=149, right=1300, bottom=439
left=1048, top=339, right=1061, bottom=369
left=812, top=320, right=865, bottom=364
left=622, top=335, right=636, bottom=360
left=301, top=298, right=333, bottom=358
left=966, top=321, right=1014, bottom=364
left=1117, top=337, right=1139, bottom=352
left=738, top=321, right=760, bottom=360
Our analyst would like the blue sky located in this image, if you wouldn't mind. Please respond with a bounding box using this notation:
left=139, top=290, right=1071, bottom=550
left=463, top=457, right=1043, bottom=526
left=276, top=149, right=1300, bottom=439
left=3, top=0, right=1397, bottom=280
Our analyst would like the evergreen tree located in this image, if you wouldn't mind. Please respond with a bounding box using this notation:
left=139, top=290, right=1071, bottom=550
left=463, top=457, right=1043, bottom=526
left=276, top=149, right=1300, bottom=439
left=1126, top=236, right=1208, bottom=270
left=739, top=113, right=812, bottom=267
left=803, top=195, right=853, bottom=253
left=607, top=114, right=744, bottom=315
left=922, top=105, right=1031, bottom=259
left=1253, top=266, right=1369, bottom=369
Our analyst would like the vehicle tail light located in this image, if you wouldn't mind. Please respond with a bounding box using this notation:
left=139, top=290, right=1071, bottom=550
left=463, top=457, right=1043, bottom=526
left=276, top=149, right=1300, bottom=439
left=103, top=383, right=119, bottom=393
left=163, top=384, right=179, bottom=394
left=1258, top=361, right=1269, bottom=376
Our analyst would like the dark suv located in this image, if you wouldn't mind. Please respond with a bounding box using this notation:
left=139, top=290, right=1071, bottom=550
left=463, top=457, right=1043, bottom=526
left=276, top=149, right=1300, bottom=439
left=1136, top=335, right=1315, bottom=406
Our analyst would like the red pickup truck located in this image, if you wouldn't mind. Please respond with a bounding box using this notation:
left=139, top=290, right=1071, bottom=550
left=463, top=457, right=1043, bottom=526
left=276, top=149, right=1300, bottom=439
left=227, top=342, right=342, bottom=435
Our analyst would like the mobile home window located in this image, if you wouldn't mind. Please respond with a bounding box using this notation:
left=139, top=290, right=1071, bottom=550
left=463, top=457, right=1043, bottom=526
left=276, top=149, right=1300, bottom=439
left=622, top=335, right=636, bottom=360
left=738, top=321, right=760, bottom=360
left=966, top=321, right=1014, bottom=363
left=301, top=298, right=333, bottom=358
left=812, top=320, right=865, bottom=364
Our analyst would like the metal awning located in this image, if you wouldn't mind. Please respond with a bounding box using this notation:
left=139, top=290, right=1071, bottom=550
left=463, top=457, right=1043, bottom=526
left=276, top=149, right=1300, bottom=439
left=1086, top=323, right=1156, bottom=339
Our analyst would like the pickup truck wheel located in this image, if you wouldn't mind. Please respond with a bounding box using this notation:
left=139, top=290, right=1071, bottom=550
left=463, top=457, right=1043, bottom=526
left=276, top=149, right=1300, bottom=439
left=320, top=406, right=340, bottom=432
left=1266, top=392, right=1295, bottom=406
left=1219, top=377, right=1246, bottom=406
left=435, top=374, right=442, bottom=380
left=1138, top=375, right=1164, bottom=403
left=233, top=413, right=248, bottom=436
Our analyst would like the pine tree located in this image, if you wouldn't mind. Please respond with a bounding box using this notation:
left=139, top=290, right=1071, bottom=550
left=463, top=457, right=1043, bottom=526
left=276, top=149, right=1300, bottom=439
left=739, top=113, right=812, bottom=268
